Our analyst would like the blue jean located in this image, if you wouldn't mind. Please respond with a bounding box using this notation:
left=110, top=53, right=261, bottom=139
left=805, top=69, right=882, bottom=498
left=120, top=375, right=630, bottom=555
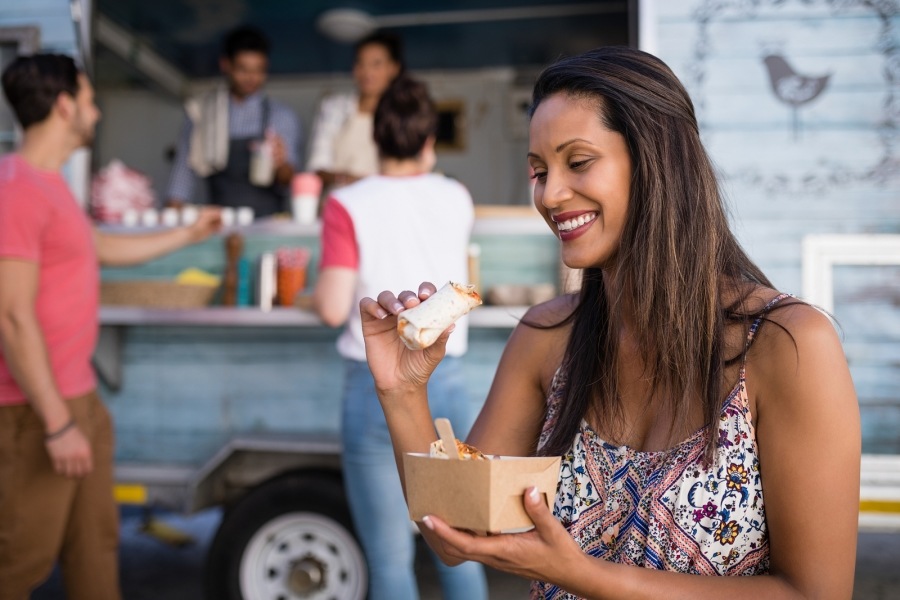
left=341, top=358, right=488, bottom=600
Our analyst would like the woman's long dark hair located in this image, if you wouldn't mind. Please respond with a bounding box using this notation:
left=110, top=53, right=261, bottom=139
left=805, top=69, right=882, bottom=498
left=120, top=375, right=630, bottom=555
left=532, top=47, right=774, bottom=460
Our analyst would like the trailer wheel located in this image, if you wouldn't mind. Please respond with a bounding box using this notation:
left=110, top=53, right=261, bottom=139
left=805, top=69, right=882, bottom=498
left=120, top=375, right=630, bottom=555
left=205, top=472, right=367, bottom=600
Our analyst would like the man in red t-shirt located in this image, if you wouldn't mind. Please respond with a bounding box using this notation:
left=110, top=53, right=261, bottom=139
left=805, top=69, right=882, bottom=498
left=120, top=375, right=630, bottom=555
left=0, top=54, right=221, bottom=600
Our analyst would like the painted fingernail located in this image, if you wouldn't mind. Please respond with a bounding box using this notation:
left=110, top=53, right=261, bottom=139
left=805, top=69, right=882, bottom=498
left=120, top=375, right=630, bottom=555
left=529, top=486, right=540, bottom=502
left=420, top=290, right=431, bottom=299
left=422, top=515, right=435, bottom=530
left=391, top=301, right=404, bottom=313
left=376, top=308, right=389, bottom=319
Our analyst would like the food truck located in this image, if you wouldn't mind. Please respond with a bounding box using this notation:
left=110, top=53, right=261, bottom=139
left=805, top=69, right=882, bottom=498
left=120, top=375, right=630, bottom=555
left=1, top=1, right=898, bottom=599
left=0, top=2, right=629, bottom=597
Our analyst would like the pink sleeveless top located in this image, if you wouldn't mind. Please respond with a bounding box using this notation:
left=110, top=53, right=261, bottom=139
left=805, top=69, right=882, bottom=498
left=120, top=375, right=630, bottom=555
left=531, top=295, right=790, bottom=599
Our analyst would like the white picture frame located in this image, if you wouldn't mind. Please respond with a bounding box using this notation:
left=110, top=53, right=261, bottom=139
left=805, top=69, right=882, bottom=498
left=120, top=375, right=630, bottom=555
left=801, top=234, right=900, bottom=313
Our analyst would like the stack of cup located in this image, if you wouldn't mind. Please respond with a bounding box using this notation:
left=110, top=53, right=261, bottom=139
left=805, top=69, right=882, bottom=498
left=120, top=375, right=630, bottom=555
left=291, top=172, right=323, bottom=224
left=275, top=247, right=311, bottom=307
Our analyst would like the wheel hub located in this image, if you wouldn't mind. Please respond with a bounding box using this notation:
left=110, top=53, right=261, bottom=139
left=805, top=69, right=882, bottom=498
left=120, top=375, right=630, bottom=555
left=287, top=554, right=326, bottom=595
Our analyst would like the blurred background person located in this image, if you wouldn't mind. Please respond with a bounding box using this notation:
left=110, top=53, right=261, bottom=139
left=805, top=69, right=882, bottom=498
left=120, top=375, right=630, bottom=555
left=166, top=25, right=300, bottom=218
left=305, top=31, right=404, bottom=193
left=312, top=75, right=487, bottom=600
left=0, top=53, right=221, bottom=600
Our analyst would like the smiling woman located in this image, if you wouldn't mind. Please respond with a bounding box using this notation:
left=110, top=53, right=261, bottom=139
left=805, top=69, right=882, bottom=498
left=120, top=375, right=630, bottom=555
left=357, top=45, right=861, bottom=600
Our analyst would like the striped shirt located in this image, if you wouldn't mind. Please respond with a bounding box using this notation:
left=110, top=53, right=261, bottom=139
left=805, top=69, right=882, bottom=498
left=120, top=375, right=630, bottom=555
left=166, top=91, right=301, bottom=202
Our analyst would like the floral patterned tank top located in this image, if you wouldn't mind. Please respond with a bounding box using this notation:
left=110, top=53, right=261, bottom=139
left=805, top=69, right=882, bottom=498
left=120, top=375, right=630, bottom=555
left=531, top=295, right=790, bottom=599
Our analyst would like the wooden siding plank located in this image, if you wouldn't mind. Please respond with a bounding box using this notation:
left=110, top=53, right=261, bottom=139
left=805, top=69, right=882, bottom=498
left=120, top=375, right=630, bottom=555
left=656, top=2, right=877, bottom=22
left=659, top=14, right=888, bottom=59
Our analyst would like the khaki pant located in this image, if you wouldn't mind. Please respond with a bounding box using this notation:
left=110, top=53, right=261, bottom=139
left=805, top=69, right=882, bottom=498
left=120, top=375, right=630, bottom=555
left=0, top=390, right=120, bottom=600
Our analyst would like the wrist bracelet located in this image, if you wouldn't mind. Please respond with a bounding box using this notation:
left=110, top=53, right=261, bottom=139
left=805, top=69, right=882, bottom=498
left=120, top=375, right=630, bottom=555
left=45, top=417, right=76, bottom=442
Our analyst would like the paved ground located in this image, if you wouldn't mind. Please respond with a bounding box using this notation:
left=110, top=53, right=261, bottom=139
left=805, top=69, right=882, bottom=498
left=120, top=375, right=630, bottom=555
left=33, top=507, right=900, bottom=599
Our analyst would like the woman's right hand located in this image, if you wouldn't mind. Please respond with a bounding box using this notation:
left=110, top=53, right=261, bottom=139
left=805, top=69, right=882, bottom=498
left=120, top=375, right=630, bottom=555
left=358, top=282, right=451, bottom=395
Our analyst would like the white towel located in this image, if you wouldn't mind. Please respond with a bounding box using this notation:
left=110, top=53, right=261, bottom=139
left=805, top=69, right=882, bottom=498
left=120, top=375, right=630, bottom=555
left=185, top=86, right=229, bottom=177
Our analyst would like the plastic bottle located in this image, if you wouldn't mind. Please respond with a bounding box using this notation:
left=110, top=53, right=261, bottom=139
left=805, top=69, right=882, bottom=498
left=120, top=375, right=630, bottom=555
left=222, top=233, right=243, bottom=306
left=258, top=252, right=277, bottom=311
left=237, top=257, right=252, bottom=306
left=249, top=138, right=275, bottom=187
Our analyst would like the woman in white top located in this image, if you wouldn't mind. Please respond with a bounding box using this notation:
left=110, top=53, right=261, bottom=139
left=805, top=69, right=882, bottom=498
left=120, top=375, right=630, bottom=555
left=313, top=75, right=488, bottom=600
left=306, top=32, right=404, bottom=191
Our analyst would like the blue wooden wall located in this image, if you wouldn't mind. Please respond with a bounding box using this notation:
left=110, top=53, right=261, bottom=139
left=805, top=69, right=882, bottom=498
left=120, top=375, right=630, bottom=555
left=650, top=0, right=900, bottom=452
left=104, top=326, right=515, bottom=466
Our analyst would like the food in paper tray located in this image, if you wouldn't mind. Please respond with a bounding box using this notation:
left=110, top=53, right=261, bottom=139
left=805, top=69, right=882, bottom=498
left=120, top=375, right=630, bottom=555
left=397, top=281, right=482, bottom=350
left=403, top=418, right=561, bottom=532
left=403, top=448, right=562, bottom=533
left=429, top=438, right=488, bottom=461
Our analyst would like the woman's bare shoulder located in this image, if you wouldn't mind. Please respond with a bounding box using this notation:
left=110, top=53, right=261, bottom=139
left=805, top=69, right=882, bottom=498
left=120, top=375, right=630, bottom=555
left=745, top=288, right=852, bottom=409
left=750, top=291, right=837, bottom=357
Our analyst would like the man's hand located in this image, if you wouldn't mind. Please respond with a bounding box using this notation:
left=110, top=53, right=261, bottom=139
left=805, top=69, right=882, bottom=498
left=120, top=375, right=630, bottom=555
left=45, top=424, right=93, bottom=478
left=269, top=131, right=288, bottom=169
left=186, top=206, right=222, bottom=242
left=268, top=130, right=294, bottom=186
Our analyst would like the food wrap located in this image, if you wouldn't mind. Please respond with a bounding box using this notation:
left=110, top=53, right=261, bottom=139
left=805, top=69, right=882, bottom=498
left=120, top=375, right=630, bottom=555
left=429, top=438, right=488, bottom=461
left=397, top=281, right=482, bottom=350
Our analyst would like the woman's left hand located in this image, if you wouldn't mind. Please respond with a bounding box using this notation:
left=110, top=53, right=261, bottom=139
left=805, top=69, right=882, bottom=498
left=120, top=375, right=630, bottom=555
left=359, top=283, right=449, bottom=393
left=422, top=486, right=585, bottom=584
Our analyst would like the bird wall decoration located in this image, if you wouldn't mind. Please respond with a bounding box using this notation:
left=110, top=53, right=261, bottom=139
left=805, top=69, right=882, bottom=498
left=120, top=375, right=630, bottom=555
left=763, top=54, right=831, bottom=141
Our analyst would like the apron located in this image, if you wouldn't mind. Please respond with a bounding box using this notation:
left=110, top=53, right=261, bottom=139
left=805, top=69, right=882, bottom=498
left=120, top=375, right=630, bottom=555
left=206, top=98, right=284, bottom=217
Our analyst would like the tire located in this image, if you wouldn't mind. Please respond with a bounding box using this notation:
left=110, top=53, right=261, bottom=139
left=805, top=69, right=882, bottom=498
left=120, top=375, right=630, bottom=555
left=204, top=471, right=368, bottom=600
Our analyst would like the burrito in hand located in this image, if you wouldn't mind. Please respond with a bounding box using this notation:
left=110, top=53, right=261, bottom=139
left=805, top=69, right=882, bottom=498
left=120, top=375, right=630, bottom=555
left=397, top=281, right=482, bottom=350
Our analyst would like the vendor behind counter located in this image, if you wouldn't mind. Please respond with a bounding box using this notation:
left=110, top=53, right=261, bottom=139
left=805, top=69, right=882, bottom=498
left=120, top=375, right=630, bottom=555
left=165, top=25, right=301, bottom=219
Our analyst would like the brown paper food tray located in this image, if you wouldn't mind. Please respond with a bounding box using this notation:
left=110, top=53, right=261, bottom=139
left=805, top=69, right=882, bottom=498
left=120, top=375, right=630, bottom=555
left=403, top=453, right=561, bottom=533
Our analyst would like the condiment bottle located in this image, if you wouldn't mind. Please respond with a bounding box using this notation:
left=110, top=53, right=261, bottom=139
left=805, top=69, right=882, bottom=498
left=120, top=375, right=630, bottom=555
left=222, top=232, right=243, bottom=306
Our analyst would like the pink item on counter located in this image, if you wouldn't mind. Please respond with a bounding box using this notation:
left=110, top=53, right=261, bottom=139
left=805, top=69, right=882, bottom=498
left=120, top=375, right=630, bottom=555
left=292, top=172, right=323, bottom=198
left=90, top=160, right=157, bottom=223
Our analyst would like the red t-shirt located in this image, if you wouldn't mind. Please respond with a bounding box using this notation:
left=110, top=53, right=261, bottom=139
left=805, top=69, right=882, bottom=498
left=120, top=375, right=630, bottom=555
left=0, top=154, right=99, bottom=405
